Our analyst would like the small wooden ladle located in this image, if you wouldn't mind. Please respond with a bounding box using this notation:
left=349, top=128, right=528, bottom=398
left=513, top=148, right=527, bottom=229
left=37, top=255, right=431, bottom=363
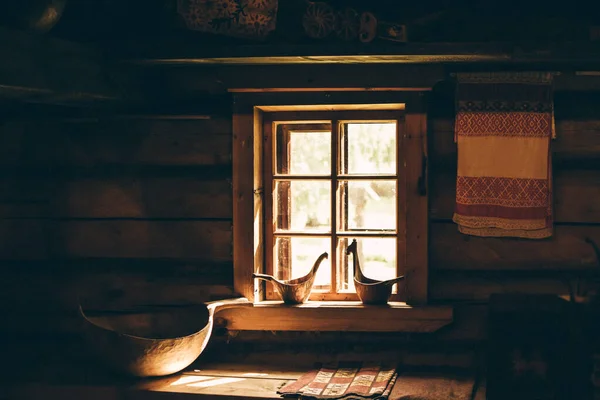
left=253, top=252, right=329, bottom=304
left=347, top=239, right=405, bottom=305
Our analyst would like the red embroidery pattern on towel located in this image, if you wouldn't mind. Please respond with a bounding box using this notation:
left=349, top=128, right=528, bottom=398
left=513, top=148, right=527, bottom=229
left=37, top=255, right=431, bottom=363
left=456, top=176, right=549, bottom=207
left=455, top=112, right=552, bottom=137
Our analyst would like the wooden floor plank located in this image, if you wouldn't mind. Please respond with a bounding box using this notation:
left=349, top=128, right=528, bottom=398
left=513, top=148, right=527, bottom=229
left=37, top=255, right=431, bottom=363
left=147, top=375, right=288, bottom=399
left=186, top=364, right=307, bottom=380
left=389, top=371, right=476, bottom=400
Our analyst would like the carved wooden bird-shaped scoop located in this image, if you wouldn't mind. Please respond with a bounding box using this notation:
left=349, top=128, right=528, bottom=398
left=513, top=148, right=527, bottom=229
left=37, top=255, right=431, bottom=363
left=253, top=252, right=329, bottom=304
left=347, top=239, right=405, bottom=305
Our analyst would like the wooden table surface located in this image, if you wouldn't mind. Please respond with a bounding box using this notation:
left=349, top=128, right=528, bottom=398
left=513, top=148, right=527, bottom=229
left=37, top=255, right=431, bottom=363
left=5, top=362, right=484, bottom=400
left=2, top=339, right=483, bottom=400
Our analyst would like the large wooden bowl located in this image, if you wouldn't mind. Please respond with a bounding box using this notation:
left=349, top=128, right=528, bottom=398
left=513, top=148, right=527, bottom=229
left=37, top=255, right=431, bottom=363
left=79, top=298, right=249, bottom=377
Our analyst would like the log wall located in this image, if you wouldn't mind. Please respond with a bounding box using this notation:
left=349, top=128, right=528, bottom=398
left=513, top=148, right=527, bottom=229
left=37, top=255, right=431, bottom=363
left=2, top=70, right=600, bottom=369
left=0, top=112, right=236, bottom=338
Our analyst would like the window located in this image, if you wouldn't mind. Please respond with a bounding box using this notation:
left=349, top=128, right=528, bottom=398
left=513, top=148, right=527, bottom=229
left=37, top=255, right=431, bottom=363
left=263, top=112, right=405, bottom=301
left=233, top=94, right=429, bottom=308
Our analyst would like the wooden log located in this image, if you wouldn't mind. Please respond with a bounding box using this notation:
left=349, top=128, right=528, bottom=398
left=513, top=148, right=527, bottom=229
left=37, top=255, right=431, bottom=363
left=430, top=275, right=575, bottom=301
left=0, top=260, right=234, bottom=305
left=0, top=177, right=232, bottom=219
left=64, top=220, right=232, bottom=260
left=0, top=118, right=231, bottom=167
left=0, top=262, right=235, bottom=336
left=431, top=169, right=600, bottom=223
left=0, top=277, right=236, bottom=316
left=62, top=177, right=232, bottom=219
left=431, top=223, right=600, bottom=271
left=431, top=118, right=600, bottom=161
left=0, top=220, right=232, bottom=260
left=0, top=258, right=234, bottom=282
left=162, top=64, right=446, bottom=94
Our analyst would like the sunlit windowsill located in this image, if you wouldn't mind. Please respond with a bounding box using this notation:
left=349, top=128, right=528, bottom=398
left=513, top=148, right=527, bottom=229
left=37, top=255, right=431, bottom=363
left=252, top=300, right=419, bottom=308
left=215, top=301, right=453, bottom=333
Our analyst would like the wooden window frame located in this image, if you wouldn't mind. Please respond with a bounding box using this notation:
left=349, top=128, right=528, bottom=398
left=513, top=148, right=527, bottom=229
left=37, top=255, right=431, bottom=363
left=262, top=111, right=406, bottom=302
left=231, top=92, right=450, bottom=332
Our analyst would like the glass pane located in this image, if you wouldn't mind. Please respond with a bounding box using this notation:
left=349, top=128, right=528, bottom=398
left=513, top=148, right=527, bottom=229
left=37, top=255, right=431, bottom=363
left=338, top=180, right=396, bottom=231
left=341, top=122, right=396, bottom=175
left=275, top=236, right=331, bottom=290
left=339, top=237, right=397, bottom=292
left=275, top=180, right=331, bottom=232
left=275, top=123, right=331, bottom=175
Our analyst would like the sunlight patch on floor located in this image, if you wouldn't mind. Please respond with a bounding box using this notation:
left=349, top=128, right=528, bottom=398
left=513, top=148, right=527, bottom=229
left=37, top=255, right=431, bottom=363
left=187, top=377, right=247, bottom=388
left=169, top=375, right=214, bottom=386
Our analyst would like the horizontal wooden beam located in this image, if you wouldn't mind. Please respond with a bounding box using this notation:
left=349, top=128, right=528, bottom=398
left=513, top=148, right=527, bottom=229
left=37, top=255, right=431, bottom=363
left=118, top=42, right=600, bottom=66
left=118, top=42, right=512, bottom=65
left=216, top=302, right=453, bottom=332
left=161, top=65, right=446, bottom=96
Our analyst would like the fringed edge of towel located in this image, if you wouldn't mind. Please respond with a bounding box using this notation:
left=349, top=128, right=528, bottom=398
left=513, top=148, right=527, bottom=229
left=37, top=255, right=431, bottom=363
left=452, top=214, right=549, bottom=231
left=453, top=214, right=553, bottom=239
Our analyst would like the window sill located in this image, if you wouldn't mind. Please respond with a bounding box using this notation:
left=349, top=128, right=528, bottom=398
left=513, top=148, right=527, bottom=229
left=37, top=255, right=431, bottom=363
left=215, top=301, right=453, bottom=333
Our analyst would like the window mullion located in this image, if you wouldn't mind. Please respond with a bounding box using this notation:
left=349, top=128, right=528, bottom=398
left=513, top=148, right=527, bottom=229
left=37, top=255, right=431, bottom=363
left=397, top=116, right=408, bottom=301
left=331, top=119, right=339, bottom=294
left=341, top=122, right=349, bottom=290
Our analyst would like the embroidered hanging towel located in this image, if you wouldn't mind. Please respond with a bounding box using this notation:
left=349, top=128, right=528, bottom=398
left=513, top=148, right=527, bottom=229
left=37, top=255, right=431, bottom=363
left=277, top=362, right=397, bottom=400
left=452, top=72, right=556, bottom=239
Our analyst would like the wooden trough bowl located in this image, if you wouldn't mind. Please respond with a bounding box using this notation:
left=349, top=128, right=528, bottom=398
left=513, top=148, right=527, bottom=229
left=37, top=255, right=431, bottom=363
left=253, top=252, right=328, bottom=304
left=347, top=239, right=405, bottom=305
left=79, top=297, right=249, bottom=377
